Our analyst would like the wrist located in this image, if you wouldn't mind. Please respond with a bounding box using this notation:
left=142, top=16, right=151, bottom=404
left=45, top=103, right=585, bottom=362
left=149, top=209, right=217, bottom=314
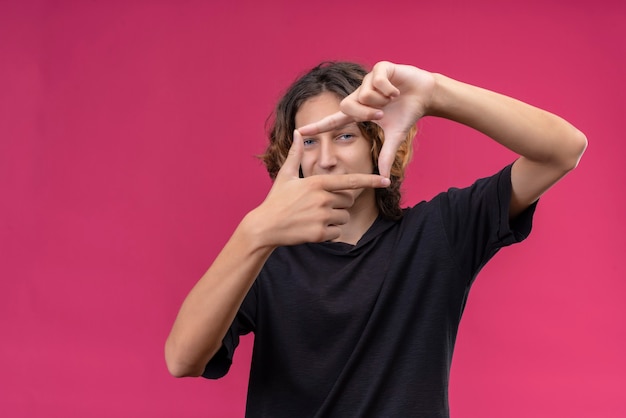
left=238, top=208, right=278, bottom=253
left=425, top=73, right=449, bottom=117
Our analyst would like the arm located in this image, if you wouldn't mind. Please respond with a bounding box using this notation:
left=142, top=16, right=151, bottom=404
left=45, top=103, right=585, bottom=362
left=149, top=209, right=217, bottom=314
left=164, top=214, right=272, bottom=378
left=427, top=73, right=587, bottom=218
left=298, top=62, right=587, bottom=218
left=164, top=131, right=390, bottom=377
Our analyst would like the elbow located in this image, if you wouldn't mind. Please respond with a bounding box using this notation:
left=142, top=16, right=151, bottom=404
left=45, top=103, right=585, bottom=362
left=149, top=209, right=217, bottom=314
left=568, top=129, right=588, bottom=169
left=557, top=128, right=588, bottom=173
left=164, top=341, right=206, bottom=378
left=166, top=357, right=205, bottom=378
left=166, top=360, right=203, bottom=378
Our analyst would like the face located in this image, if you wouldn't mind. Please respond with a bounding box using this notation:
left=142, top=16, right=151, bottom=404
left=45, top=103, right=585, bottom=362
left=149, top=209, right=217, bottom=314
left=295, top=92, right=376, bottom=209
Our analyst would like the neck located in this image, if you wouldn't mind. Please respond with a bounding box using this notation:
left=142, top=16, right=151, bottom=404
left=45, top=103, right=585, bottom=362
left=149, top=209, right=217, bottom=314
left=331, top=189, right=379, bottom=245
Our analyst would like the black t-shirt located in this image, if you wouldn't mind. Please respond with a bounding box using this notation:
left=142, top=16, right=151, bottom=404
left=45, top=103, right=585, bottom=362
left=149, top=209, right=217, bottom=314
left=204, top=164, right=536, bottom=417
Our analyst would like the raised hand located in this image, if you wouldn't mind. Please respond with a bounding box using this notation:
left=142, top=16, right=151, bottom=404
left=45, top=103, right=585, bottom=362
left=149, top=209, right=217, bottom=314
left=298, top=61, right=435, bottom=178
left=254, top=130, right=390, bottom=246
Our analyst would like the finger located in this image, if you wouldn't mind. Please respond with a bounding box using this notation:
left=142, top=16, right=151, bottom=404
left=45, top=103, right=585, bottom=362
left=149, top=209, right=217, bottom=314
left=320, top=225, right=342, bottom=242
left=377, top=146, right=395, bottom=180
left=340, top=98, right=385, bottom=122
left=357, top=87, right=394, bottom=108
left=276, top=129, right=303, bottom=179
left=370, top=61, right=400, bottom=98
left=328, top=190, right=355, bottom=209
left=376, top=132, right=406, bottom=179
left=296, top=112, right=354, bottom=136
left=316, top=173, right=391, bottom=191
left=327, top=208, right=350, bottom=226
left=357, top=73, right=397, bottom=107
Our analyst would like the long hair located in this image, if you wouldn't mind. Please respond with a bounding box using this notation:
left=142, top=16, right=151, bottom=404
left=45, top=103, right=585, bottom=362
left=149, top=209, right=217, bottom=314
left=260, top=61, right=415, bottom=220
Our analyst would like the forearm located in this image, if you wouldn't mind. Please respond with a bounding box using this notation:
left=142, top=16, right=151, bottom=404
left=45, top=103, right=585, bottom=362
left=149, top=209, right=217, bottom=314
left=165, top=211, right=274, bottom=377
left=427, top=73, right=587, bottom=168
left=164, top=131, right=392, bottom=377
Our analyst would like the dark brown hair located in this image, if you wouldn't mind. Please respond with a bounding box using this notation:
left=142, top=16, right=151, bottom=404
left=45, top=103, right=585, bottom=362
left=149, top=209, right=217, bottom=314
left=261, top=61, right=415, bottom=220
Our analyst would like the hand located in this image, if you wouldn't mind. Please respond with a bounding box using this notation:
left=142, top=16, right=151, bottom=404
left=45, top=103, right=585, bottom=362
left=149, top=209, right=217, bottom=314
left=298, top=61, right=436, bottom=178
left=254, top=130, right=391, bottom=246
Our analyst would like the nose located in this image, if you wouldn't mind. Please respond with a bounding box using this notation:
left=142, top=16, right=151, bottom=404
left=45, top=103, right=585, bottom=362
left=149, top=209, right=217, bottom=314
left=318, top=138, right=337, bottom=171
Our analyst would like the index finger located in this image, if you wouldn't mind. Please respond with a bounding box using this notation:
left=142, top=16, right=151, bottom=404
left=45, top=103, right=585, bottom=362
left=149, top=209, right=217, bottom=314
left=315, top=173, right=391, bottom=191
left=297, top=111, right=354, bottom=136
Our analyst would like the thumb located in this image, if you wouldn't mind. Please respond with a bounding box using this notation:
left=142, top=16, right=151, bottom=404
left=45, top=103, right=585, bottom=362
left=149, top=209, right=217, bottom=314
left=377, top=131, right=405, bottom=179
left=276, top=129, right=303, bottom=180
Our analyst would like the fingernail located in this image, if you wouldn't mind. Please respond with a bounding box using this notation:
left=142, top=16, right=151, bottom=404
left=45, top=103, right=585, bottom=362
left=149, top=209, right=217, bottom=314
left=373, top=111, right=384, bottom=119
left=381, top=178, right=391, bottom=187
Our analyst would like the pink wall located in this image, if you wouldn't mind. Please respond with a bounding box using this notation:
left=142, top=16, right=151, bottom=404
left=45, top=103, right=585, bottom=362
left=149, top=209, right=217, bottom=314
left=1, top=0, right=624, bottom=417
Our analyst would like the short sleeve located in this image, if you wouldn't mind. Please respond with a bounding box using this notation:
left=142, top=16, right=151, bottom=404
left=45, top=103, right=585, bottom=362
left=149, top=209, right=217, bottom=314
left=437, top=163, right=537, bottom=281
left=201, top=280, right=257, bottom=379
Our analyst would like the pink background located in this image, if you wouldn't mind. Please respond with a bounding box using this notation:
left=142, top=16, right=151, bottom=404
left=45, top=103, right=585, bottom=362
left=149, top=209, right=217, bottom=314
left=1, top=0, right=624, bottom=417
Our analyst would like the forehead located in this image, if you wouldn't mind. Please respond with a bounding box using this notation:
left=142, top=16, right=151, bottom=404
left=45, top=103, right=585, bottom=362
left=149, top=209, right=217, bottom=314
left=295, top=92, right=342, bottom=129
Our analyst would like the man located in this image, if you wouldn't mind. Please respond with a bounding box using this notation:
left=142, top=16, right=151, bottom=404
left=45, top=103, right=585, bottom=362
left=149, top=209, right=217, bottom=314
left=165, top=61, right=587, bottom=417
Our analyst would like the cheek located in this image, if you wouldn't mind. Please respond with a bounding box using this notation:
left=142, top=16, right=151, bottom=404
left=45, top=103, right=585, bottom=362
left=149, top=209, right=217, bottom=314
left=299, top=155, right=314, bottom=177
left=352, top=141, right=375, bottom=171
left=353, top=151, right=375, bottom=173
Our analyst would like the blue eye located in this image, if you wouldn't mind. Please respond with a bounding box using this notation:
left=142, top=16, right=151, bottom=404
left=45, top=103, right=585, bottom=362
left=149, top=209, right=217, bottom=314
left=303, top=138, right=315, bottom=146
left=338, top=134, right=354, bottom=141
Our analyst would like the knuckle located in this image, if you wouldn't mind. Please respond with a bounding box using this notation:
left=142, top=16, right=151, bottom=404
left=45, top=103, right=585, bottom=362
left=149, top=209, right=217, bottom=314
left=371, top=73, right=387, bottom=88
left=338, top=209, right=350, bottom=225
left=320, top=193, right=333, bottom=207
left=339, top=100, right=352, bottom=115
left=309, top=176, right=323, bottom=189
left=347, top=175, right=359, bottom=189
left=357, top=89, right=369, bottom=100
left=372, top=61, right=387, bottom=74
left=313, top=226, right=327, bottom=242
left=358, top=89, right=378, bottom=103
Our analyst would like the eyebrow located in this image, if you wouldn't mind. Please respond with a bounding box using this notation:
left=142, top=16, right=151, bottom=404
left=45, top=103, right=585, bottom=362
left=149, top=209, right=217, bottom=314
left=298, top=122, right=360, bottom=137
